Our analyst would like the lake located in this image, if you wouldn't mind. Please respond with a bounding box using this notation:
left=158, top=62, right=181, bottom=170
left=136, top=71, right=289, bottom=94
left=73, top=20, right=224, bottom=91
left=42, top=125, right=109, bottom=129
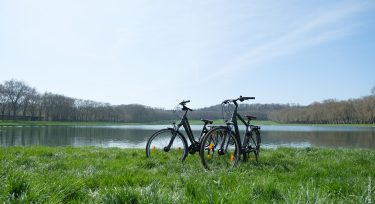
left=0, top=125, right=374, bottom=149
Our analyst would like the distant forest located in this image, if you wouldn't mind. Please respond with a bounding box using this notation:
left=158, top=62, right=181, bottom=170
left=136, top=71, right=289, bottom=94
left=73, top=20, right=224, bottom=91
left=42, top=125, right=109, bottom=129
left=1, top=79, right=374, bottom=124
left=269, top=97, right=375, bottom=124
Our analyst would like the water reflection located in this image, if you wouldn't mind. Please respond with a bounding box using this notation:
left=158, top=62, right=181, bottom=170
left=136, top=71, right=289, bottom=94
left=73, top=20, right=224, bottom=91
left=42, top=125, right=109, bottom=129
left=0, top=125, right=374, bottom=149
left=261, top=131, right=375, bottom=149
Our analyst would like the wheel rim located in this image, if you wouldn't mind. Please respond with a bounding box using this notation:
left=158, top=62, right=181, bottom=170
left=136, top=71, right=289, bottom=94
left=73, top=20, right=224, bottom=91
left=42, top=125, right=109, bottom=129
left=201, top=128, right=239, bottom=170
left=253, top=130, right=261, bottom=162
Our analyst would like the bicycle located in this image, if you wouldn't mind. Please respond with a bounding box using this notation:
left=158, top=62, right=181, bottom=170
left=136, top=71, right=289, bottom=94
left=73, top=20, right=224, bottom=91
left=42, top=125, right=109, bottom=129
left=199, top=96, right=261, bottom=170
left=146, top=100, right=213, bottom=163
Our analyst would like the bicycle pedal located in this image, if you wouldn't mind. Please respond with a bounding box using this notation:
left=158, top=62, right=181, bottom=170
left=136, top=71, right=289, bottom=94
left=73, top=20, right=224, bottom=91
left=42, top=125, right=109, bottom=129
left=188, top=149, right=196, bottom=154
left=245, top=148, right=253, bottom=153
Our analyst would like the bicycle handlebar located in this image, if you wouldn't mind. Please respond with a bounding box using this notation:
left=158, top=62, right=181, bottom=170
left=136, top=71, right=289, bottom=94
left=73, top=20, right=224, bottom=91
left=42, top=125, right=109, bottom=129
left=222, top=96, right=255, bottom=104
left=178, top=100, right=193, bottom=112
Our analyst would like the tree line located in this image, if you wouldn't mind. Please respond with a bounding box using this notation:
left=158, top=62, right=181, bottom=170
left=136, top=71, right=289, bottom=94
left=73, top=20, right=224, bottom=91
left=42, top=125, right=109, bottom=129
left=0, top=79, right=287, bottom=123
left=1, top=79, right=374, bottom=124
left=188, top=103, right=287, bottom=121
left=0, top=80, right=172, bottom=122
left=269, top=96, right=375, bottom=124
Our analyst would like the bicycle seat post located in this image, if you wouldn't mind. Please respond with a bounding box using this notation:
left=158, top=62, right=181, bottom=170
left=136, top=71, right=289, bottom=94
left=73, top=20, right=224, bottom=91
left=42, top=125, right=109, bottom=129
left=173, top=122, right=177, bottom=130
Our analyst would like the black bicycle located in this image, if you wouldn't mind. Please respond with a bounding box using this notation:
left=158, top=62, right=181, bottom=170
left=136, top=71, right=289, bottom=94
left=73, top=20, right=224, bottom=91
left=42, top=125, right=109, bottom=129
left=146, top=100, right=213, bottom=163
left=199, top=96, right=261, bottom=170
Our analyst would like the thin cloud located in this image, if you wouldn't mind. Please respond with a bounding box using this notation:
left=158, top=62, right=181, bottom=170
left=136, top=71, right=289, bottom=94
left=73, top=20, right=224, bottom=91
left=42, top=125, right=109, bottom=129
left=201, top=2, right=371, bottom=83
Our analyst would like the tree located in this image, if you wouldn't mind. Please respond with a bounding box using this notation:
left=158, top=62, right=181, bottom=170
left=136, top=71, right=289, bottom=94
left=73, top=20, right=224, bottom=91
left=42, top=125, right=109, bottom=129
left=21, top=88, right=37, bottom=116
left=371, top=86, right=375, bottom=96
left=2, top=80, right=32, bottom=116
left=41, top=92, right=75, bottom=121
left=0, top=84, right=7, bottom=115
left=27, top=92, right=42, bottom=118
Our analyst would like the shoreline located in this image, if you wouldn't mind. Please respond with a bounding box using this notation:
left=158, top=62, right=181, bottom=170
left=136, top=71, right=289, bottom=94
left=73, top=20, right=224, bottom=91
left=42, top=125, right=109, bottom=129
left=0, top=120, right=374, bottom=127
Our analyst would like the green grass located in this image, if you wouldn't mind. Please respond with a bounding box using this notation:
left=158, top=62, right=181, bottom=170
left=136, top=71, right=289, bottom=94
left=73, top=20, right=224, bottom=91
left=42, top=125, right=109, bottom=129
left=0, top=147, right=374, bottom=203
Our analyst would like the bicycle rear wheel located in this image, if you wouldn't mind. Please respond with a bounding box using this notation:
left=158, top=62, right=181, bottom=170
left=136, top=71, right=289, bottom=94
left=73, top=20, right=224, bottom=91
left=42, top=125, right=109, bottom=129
left=200, top=127, right=240, bottom=170
left=146, top=129, right=188, bottom=164
left=244, top=129, right=261, bottom=162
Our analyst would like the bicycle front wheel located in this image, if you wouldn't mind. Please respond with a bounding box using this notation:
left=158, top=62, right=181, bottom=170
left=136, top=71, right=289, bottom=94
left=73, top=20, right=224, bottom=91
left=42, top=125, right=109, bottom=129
left=200, top=127, right=240, bottom=170
left=146, top=129, right=188, bottom=164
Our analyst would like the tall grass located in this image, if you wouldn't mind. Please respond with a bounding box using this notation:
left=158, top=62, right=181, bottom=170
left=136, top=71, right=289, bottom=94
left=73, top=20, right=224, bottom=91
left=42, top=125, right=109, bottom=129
left=0, top=147, right=374, bottom=203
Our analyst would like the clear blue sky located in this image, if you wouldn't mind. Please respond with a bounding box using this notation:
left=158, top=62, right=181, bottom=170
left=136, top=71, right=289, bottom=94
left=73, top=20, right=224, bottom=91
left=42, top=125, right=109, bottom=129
left=1, top=0, right=374, bottom=109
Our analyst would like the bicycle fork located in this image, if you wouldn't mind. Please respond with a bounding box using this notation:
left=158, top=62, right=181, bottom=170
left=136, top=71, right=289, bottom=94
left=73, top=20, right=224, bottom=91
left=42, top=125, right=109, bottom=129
left=164, top=123, right=179, bottom=152
left=218, top=127, right=232, bottom=156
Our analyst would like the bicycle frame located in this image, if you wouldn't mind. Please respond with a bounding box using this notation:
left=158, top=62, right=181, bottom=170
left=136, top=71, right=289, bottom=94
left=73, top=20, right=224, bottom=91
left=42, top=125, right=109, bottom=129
left=226, top=101, right=253, bottom=153
left=199, top=96, right=259, bottom=169
left=165, top=105, right=210, bottom=151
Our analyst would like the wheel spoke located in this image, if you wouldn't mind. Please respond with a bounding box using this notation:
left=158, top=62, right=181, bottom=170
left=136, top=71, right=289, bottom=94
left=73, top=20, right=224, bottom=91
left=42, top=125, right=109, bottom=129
left=200, top=127, right=239, bottom=170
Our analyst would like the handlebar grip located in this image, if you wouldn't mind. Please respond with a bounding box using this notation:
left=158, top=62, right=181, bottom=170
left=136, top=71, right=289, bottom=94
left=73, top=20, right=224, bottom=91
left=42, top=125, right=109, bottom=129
left=238, top=96, right=255, bottom=102
left=222, top=100, right=230, bottom=104
left=243, top=97, right=255, bottom=100
left=179, top=100, right=190, bottom=105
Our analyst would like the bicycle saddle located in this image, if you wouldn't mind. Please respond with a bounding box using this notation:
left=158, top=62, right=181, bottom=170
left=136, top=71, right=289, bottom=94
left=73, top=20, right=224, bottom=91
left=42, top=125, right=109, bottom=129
left=201, top=119, right=213, bottom=124
left=246, top=115, right=257, bottom=120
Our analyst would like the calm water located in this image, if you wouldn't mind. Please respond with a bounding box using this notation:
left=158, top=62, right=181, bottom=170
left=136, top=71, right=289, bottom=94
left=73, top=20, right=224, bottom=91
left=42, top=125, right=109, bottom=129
left=0, top=125, right=374, bottom=149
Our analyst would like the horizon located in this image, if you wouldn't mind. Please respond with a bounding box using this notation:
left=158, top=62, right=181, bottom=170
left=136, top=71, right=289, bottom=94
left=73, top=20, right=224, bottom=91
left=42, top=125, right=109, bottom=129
left=1, top=1, right=374, bottom=109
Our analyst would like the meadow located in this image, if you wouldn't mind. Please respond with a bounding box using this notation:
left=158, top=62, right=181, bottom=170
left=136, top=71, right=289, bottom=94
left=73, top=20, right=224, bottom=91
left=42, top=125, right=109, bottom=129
left=0, top=147, right=374, bottom=203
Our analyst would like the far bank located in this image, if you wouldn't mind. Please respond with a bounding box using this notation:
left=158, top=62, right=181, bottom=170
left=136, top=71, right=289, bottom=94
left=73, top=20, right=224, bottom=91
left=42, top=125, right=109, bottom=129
left=0, top=119, right=374, bottom=127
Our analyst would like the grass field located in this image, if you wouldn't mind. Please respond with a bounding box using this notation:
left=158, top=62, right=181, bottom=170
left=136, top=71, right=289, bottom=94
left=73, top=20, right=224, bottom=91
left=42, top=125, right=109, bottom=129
left=0, top=147, right=374, bottom=203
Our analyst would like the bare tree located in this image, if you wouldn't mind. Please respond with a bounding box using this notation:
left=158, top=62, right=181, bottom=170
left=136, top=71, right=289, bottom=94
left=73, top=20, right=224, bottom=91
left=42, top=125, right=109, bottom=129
left=21, top=88, right=37, bottom=116
left=41, top=92, right=75, bottom=121
left=371, top=86, right=375, bottom=96
left=0, top=84, right=7, bottom=115
left=27, top=92, right=42, bottom=118
left=2, top=80, right=32, bottom=117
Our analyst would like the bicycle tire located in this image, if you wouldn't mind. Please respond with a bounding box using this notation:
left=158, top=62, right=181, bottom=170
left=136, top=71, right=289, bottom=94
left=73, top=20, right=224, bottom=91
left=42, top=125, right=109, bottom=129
left=253, top=129, right=261, bottom=162
left=199, top=126, right=240, bottom=170
left=146, top=128, right=188, bottom=163
left=243, top=129, right=261, bottom=162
